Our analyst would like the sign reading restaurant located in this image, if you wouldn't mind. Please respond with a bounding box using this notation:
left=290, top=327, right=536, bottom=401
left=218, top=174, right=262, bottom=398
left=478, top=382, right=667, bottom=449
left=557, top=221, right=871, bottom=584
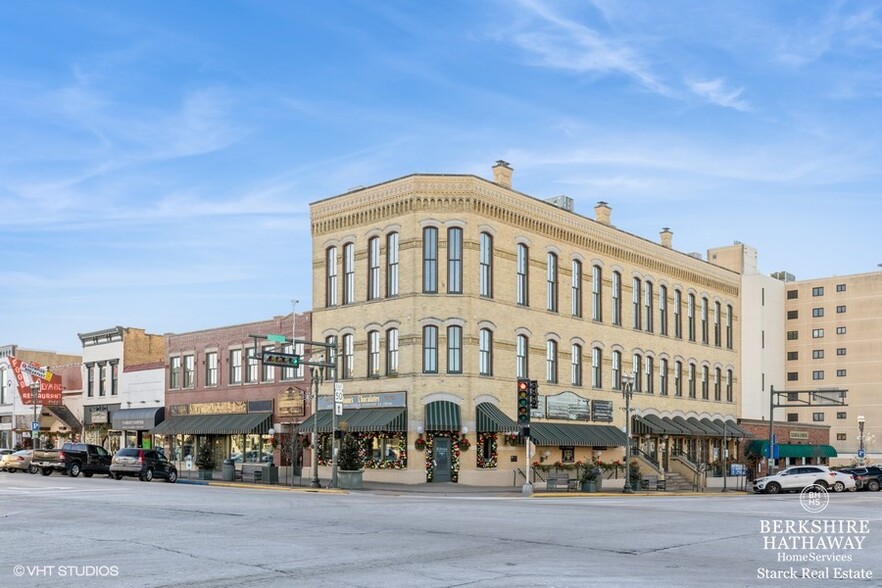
left=318, top=391, right=406, bottom=411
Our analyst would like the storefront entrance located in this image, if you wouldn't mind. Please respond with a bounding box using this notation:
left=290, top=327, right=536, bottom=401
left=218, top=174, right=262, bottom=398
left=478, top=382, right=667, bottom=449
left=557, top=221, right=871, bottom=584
left=432, top=438, right=451, bottom=483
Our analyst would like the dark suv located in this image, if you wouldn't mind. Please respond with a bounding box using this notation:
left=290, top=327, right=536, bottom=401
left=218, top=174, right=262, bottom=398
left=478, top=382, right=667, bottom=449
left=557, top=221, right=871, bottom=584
left=111, top=448, right=178, bottom=483
left=840, top=466, right=882, bottom=491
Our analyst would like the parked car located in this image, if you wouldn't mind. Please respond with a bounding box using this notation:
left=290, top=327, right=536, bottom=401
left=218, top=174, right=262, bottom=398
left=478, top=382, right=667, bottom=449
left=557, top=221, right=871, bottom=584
left=111, top=448, right=178, bottom=483
left=839, top=466, right=882, bottom=491
left=830, top=470, right=857, bottom=492
left=0, top=450, right=37, bottom=474
left=31, top=443, right=113, bottom=477
left=0, top=448, right=15, bottom=471
left=753, top=465, right=841, bottom=494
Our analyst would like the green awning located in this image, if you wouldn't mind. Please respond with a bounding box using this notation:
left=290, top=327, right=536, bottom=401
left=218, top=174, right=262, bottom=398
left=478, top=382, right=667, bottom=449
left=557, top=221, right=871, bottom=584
left=295, top=408, right=406, bottom=433
left=528, top=423, right=628, bottom=447
left=150, top=412, right=272, bottom=435
left=745, top=440, right=838, bottom=459
left=700, top=418, right=728, bottom=436
left=632, top=415, right=666, bottom=435
left=643, top=414, right=689, bottom=436
left=476, top=403, right=519, bottom=433
left=672, top=416, right=705, bottom=435
left=713, top=419, right=751, bottom=438
left=687, top=417, right=719, bottom=436
left=424, top=401, right=461, bottom=432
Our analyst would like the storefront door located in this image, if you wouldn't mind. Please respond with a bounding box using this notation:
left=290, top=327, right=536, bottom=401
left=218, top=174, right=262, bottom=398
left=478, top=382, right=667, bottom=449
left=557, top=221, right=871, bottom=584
left=432, top=438, right=451, bottom=483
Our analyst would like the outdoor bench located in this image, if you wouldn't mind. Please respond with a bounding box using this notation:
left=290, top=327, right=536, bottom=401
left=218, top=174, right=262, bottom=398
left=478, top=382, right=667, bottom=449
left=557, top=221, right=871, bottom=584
left=546, top=473, right=578, bottom=492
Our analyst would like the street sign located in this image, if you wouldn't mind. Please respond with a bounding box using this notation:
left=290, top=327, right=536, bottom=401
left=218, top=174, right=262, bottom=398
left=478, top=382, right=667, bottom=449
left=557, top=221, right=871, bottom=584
left=334, top=390, right=344, bottom=402
left=858, top=449, right=866, bottom=459
left=31, top=421, right=40, bottom=432
left=261, top=350, right=301, bottom=367
left=334, top=402, right=343, bottom=416
left=334, top=383, right=344, bottom=391
left=265, top=334, right=288, bottom=343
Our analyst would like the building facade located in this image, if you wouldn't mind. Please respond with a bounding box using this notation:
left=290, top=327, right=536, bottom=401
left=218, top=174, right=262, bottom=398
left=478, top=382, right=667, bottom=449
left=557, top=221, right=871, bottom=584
left=781, top=271, right=882, bottom=464
left=309, top=162, right=745, bottom=486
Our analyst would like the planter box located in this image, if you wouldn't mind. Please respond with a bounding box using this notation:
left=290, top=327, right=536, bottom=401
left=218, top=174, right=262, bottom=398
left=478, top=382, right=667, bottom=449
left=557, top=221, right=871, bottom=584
left=199, top=470, right=214, bottom=480
left=338, top=469, right=363, bottom=490
left=581, top=479, right=602, bottom=492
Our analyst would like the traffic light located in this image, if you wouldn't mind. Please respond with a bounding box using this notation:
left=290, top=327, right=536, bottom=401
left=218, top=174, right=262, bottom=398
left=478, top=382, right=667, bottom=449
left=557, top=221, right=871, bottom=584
left=261, top=351, right=301, bottom=368
left=529, top=379, right=539, bottom=409
left=517, top=378, right=531, bottom=424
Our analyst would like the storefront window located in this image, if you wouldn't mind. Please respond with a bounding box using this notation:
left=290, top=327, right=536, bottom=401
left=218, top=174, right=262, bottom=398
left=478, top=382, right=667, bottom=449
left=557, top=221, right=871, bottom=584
left=230, top=434, right=245, bottom=462
left=245, top=434, right=264, bottom=462
left=368, top=434, right=402, bottom=461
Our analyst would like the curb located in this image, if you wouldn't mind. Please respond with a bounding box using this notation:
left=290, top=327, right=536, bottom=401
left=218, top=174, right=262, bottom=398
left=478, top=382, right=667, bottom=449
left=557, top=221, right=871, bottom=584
left=177, top=478, right=347, bottom=493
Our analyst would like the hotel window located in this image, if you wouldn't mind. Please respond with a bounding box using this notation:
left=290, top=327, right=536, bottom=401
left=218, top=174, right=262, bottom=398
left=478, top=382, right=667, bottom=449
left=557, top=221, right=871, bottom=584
left=836, top=305, right=846, bottom=313
left=787, top=351, right=798, bottom=360
left=245, top=347, right=258, bottom=383
left=591, top=347, right=602, bottom=388
left=447, top=227, right=463, bottom=294
left=632, top=354, right=643, bottom=392
left=714, top=367, right=721, bottom=401
left=447, top=326, right=462, bottom=374
left=787, top=310, right=798, bottom=319
left=674, top=361, right=683, bottom=397
left=688, top=364, right=696, bottom=399
left=726, top=369, right=733, bottom=402
left=713, top=301, right=721, bottom=346
left=813, top=412, right=824, bottom=422
left=423, top=227, right=438, bottom=293
left=183, top=354, right=195, bottom=388
left=836, top=326, right=846, bottom=335
left=592, top=265, right=602, bottom=321
left=837, top=369, right=847, bottom=377
left=367, top=237, right=380, bottom=301
left=612, top=350, right=621, bottom=390
left=632, top=278, right=642, bottom=330
left=111, top=363, right=118, bottom=396
left=612, top=271, right=622, bottom=325
left=99, top=363, right=106, bottom=396
left=645, top=356, right=654, bottom=394
left=659, top=358, right=668, bottom=396
left=386, top=329, right=399, bottom=375
left=701, top=365, right=709, bottom=400
left=812, top=350, right=824, bottom=359
left=812, top=287, right=824, bottom=297
left=325, top=246, right=338, bottom=307
left=836, top=283, right=846, bottom=292
left=787, top=372, right=798, bottom=381
left=546, top=340, right=558, bottom=383
left=787, top=330, right=799, bottom=340
left=571, top=259, right=582, bottom=317
left=726, top=304, right=733, bottom=349
left=170, top=356, right=182, bottom=389
left=787, top=413, right=798, bottom=422
left=812, top=329, right=824, bottom=338
left=659, top=285, right=668, bottom=336
left=517, top=335, right=529, bottom=379
left=480, top=328, right=493, bottom=376
left=812, top=308, right=824, bottom=318
left=342, top=243, right=355, bottom=305
left=674, top=290, right=682, bottom=339
left=787, top=289, right=798, bottom=299
left=546, top=253, right=558, bottom=312
left=644, top=281, right=654, bottom=333
left=687, top=294, right=696, bottom=342
left=229, top=349, right=242, bottom=384
left=836, top=433, right=847, bottom=441
left=480, top=232, right=493, bottom=298
left=701, top=297, right=709, bottom=344
left=837, top=412, right=846, bottom=420
left=205, top=352, right=218, bottom=386
left=367, top=330, right=381, bottom=377
left=836, top=348, right=846, bottom=356
left=571, top=344, right=582, bottom=386
left=342, top=334, right=354, bottom=380
left=517, top=244, right=529, bottom=306
left=386, top=232, right=399, bottom=297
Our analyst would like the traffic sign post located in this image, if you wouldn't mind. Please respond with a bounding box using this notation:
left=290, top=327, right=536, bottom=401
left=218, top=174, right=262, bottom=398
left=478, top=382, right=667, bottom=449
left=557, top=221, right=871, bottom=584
left=31, top=421, right=40, bottom=432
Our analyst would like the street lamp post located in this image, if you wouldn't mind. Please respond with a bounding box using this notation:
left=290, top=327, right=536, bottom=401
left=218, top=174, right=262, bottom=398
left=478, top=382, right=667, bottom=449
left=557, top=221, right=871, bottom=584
left=30, top=382, right=40, bottom=450
left=858, top=415, right=866, bottom=466
left=622, top=372, right=636, bottom=494
left=309, top=360, right=323, bottom=489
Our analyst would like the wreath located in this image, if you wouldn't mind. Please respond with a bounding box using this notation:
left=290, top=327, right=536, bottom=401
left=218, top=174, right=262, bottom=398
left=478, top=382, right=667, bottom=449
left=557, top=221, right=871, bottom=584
left=459, top=435, right=471, bottom=452
left=414, top=434, right=426, bottom=451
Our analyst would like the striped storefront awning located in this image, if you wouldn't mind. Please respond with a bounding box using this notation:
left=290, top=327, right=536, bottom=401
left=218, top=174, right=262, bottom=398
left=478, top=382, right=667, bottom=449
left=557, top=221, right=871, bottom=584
left=528, top=422, right=628, bottom=447
left=476, top=403, right=519, bottom=433
left=672, top=416, right=705, bottom=435
left=632, top=415, right=667, bottom=436
left=295, top=408, right=407, bottom=433
left=687, top=416, right=720, bottom=436
left=424, top=401, right=461, bottom=432
left=644, top=414, right=689, bottom=436
left=713, top=419, right=752, bottom=438
left=745, top=440, right=838, bottom=459
left=150, top=412, right=272, bottom=436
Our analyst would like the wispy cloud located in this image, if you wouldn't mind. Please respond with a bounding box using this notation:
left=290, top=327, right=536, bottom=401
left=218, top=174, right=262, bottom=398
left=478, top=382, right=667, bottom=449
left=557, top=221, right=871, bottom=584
left=687, top=78, right=750, bottom=112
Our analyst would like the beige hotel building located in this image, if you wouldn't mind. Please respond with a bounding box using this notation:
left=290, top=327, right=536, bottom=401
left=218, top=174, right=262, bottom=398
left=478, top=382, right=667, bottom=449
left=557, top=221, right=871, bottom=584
left=307, top=162, right=746, bottom=486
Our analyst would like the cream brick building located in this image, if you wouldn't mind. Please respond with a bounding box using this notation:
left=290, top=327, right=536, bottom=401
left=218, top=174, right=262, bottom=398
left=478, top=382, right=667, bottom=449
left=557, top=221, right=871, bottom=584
left=309, top=162, right=745, bottom=486
left=782, top=271, right=882, bottom=464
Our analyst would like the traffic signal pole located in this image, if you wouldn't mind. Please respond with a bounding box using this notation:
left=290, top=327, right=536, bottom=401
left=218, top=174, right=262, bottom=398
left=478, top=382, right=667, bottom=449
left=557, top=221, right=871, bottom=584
left=517, top=379, right=533, bottom=496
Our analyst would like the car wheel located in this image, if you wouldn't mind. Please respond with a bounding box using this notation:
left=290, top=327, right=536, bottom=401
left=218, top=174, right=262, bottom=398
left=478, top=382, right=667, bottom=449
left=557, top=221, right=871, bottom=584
left=765, top=482, right=781, bottom=495
left=833, top=481, right=845, bottom=492
left=114, top=473, right=123, bottom=481
left=166, top=470, right=177, bottom=483
left=868, top=480, right=881, bottom=492
left=814, top=480, right=828, bottom=490
left=28, top=465, right=38, bottom=474
left=41, top=468, right=52, bottom=476
left=68, top=463, right=81, bottom=478
left=141, top=469, right=153, bottom=482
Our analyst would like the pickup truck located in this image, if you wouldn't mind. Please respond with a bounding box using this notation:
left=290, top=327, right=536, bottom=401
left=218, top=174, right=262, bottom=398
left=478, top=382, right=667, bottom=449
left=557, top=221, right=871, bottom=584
left=31, top=443, right=113, bottom=477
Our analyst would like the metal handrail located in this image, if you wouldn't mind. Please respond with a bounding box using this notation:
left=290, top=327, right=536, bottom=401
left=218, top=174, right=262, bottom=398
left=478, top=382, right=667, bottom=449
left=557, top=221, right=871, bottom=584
left=634, top=448, right=661, bottom=472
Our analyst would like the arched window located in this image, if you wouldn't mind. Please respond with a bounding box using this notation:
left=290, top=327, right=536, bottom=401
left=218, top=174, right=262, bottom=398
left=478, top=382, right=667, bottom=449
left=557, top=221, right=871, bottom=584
left=447, top=227, right=463, bottom=294
left=447, top=326, right=462, bottom=374
left=546, top=340, right=558, bottom=383
left=386, top=232, right=399, bottom=297
left=592, top=265, right=602, bottom=321
left=325, top=246, right=338, bottom=307
left=342, top=243, right=355, bottom=305
left=592, top=348, right=602, bottom=388
left=546, top=253, right=558, bottom=312
left=632, top=278, right=642, bottom=329
left=688, top=363, right=696, bottom=398
left=644, top=281, right=654, bottom=333
left=367, top=237, right=380, bottom=301
left=687, top=294, right=696, bottom=342
left=659, top=285, right=668, bottom=336
left=645, top=356, right=654, bottom=394
left=516, top=334, right=529, bottom=378
left=571, top=344, right=582, bottom=386
left=674, top=361, right=683, bottom=397
left=612, top=271, right=622, bottom=325
left=517, top=244, right=529, bottom=306
left=714, top=367, right=722, bottom=401
left=612, top=350, right=622, bottom=390
left=726, top=369, right=733, bottom=402
left=674, top=289, right=682, bottom=339
left=632, top=353, right=643, bottom=392
left=480, top=232, right=493, bottom=298
left=367, top=330, right=380, bottom=377
left=479, top=328, right=493, bottom=376
left=385, top=328, right=399, bottom=375
left=714, top=301, right=722, bottom=347
left=571, top=260, right=582, bottom=317
left=659, top=358, right=669, bottom=396
left=701, top=365, right=709, bottom=400
left=422, top=326, right=438, bottom=373
left=342, top=334, right=354, bottom=379
left=701, top=297, right=709, bottom=344
left=423, top=227, right=438, bottom=293
left=726, top=304, right=733, bottom=349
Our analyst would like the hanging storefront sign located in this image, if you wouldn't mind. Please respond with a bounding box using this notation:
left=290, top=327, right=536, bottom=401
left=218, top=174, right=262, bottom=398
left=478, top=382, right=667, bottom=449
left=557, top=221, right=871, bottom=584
left=545, top=391, right=590, bottom=421
left=1, top=356, right=63, bottom=406
left=317, top=391, right=406, bottom=411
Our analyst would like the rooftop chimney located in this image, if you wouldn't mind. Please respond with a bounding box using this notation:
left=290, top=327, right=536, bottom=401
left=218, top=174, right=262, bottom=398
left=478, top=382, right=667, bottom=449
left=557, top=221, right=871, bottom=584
left=594, top=201, right=611, bottom=225
left=492, top=160, right=512, bottom=189
left=660, top=227, right=673, bottom=249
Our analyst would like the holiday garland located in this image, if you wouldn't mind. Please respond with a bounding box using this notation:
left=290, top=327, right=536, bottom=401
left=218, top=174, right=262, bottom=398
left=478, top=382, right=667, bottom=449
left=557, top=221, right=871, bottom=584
left=476, top=432, right=497, bottom=469
left=424, top=432, right=460, bottom=483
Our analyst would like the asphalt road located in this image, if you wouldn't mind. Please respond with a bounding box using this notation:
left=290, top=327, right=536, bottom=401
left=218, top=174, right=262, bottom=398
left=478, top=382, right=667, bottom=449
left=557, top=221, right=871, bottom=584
left=1, top=472, right=880, bottom=587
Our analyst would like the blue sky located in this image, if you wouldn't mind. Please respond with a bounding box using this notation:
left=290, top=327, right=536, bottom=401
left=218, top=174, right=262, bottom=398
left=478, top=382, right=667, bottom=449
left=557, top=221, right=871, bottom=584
left=3, top=1, right=881, bottom=355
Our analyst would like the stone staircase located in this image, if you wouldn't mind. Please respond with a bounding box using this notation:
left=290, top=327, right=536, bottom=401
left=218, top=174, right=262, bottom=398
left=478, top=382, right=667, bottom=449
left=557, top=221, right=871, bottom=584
left=662, top=471, right=696, bottom=491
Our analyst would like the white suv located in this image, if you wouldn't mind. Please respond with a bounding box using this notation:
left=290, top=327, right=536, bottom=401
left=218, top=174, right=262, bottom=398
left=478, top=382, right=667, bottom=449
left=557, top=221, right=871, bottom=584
left=753, top=465, right=840, bottom=494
